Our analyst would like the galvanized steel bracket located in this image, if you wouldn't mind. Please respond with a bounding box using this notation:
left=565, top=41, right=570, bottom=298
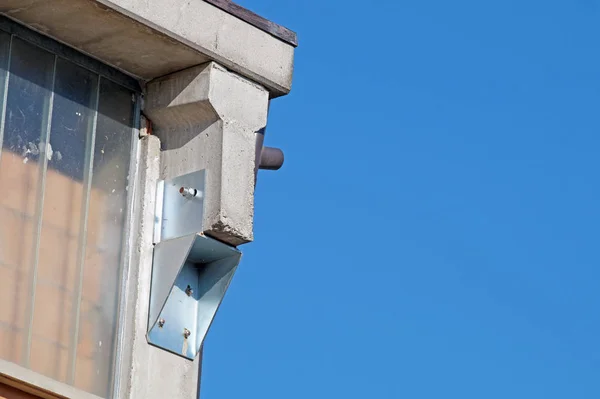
left=154, top=169, right=206, bottom=243
left=148, top=170, right=242, bottom=360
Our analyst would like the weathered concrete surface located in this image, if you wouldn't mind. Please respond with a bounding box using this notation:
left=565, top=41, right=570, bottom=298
left=0, top=0, right=294, bottom=96
left=144, top=62, right=269, bottom=245
left=0, top=0, right=209, bottom=81
left=102, top=0, right=295, bottom=94
left=117, top=135, right=201, bottom=399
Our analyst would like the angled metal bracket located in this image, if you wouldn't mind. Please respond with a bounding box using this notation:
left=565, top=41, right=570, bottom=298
left=148, top=169, right=242, bottom=360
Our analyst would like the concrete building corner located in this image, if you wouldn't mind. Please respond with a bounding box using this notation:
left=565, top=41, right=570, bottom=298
left=0, top=0, right=296, bottom=397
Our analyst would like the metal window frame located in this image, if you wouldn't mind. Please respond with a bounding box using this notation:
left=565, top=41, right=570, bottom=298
left=110, top=90, right=142, bottom=399
left=0, top=15, right=142, bottom=399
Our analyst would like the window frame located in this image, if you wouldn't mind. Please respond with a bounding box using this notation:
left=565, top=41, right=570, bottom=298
left=0, top=15, right=141, bottom=399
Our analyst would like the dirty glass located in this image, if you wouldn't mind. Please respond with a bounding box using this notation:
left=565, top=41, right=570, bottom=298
left=30, top=58, right=98, bottom=385
left=0, top=36, right=55, bottom=367
left=0, top=33, right=136, bottom=398
left=74, top=77, right=134, bottom=397
left=0, top=30, right=21, bottom=366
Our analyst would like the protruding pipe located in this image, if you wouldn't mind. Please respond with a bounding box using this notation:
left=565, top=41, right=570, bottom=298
left=259, top=146, right=284, bottom=170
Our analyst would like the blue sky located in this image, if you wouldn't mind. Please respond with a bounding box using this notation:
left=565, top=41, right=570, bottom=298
left=202, top=1, right=600, bottom=398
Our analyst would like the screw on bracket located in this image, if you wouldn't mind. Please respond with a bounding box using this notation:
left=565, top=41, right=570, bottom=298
left=183, top=328, right=191, bottom=339
left=185, top=285, right=193, bottom=297
left=158, top=319, right=165, bottom=328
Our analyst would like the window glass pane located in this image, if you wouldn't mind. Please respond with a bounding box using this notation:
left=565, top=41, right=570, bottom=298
left=0, top=30, right=13, bottom=364
left=29, top=58, right=98, bottom=385
left=0, top=31, right=9, bottom=129
left=0, top=31, right=136, bottom=398
left=74, top=78, right=134, bottom=397
left=0, top=36, right=54, bottom=366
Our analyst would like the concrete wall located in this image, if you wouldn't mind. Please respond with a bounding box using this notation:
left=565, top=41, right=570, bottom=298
left=116, top=135, right=201, bottom=399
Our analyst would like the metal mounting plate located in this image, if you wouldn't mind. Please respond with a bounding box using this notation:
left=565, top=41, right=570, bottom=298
left=154, top=169, right=206, bottom=243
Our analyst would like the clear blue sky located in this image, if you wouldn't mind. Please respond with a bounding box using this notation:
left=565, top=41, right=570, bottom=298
left=202, top=1, right=600, bottom=398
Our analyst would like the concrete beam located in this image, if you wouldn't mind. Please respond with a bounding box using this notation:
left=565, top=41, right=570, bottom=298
left=144, top=62, right=269, bottom=246
left=0, top=0, right=295, bottom=96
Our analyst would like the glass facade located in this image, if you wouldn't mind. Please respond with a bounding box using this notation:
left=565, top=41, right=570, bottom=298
left=0, top=30, right=136, bottom=397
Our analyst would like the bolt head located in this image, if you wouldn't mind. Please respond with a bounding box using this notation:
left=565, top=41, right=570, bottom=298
left=179, top=187, right=198, bottom=198
left=158, top=319, right=165, bottom=328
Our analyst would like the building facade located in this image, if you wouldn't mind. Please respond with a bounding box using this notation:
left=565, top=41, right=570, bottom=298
left=0, top=1, right=296, bottom=398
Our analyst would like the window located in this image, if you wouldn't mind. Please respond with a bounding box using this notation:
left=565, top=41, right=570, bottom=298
left=0, top=24, right=138, bottom=398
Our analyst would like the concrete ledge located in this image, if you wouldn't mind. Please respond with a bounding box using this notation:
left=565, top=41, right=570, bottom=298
left=203, top=0, right=297, bottom=46
left=144, top=62, right=269, bottom=245
left=0, top=0, right=295, bottom=96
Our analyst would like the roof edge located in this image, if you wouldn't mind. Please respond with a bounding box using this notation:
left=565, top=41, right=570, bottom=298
left=203, top=0, right=298, bottom=47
